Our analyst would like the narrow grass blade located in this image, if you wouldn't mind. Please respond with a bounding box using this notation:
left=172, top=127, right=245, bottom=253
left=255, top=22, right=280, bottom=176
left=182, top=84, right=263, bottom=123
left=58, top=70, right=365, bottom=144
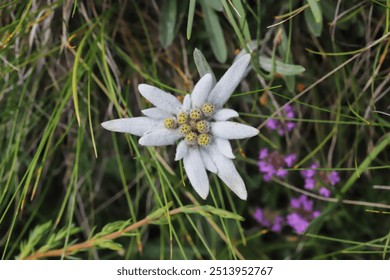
left=72, top=24, right=96, bottom=126
left=186, top=0, right=196, bottom=39
left=231, top=0, right=251, bottom=42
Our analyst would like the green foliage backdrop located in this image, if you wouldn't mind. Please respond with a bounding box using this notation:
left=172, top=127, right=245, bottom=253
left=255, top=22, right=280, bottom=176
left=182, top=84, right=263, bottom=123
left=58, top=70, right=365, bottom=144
left=0, top=0, right=389, bottom=260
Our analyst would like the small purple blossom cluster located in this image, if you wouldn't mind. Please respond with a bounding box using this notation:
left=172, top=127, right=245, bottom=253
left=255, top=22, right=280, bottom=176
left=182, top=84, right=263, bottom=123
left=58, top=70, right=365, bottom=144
left=266, top=105, right=295, bottom=136
left=257, top=148, right=296, bottom=182
left=301, top=163, right=340, bottom=197
left=287, top=195, right=320, bottom=234
left=255, top=103, right=342, bottom=235
left=253, top=208, right=283, bottom=233
left=253, top=195, right=320, bottom=234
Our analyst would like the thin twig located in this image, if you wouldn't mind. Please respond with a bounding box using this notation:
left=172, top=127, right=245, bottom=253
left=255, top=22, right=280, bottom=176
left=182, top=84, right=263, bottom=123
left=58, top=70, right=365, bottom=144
left=23, top=207, right=184, bottom=260
left=273, top=178, right=390, bottom=210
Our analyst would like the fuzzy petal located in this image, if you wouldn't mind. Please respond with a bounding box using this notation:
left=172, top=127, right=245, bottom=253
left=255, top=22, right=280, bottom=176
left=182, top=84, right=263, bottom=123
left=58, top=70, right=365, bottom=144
left=183, top=148, right=210, bottom=199
left=191, top=73, right=214, bottom=108
left=208, top=145, right=247, bottom=200
left=211, top=121, right=259, bottom=139
left=142, top=108, right=173, bottom=119
left=199, top=148, right=217, bottom=173
left=183, top=94, right=192, bottom=111
left=138, top=84, right=182, bottom=114
left=207, top=54, right=251, bottom=108
left=215, top=137, right=235, bottom=159
left=139, top=128, right=182, bottom=146
left=101, top=117, right=161, bottom=136
left=175, top=140, right=189, bottom=161
left=213, top=109, right=239, bottom=121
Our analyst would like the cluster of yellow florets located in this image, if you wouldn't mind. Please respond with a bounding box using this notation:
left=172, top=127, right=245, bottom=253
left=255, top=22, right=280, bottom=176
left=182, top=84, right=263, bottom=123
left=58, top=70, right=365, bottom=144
left=163, top=103, right=215, bottom=146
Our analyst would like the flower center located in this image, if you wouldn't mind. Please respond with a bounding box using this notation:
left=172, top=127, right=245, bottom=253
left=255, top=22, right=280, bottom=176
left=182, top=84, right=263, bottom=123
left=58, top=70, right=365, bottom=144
left=189, top=108, right=202, bottom=120
left=201, top=103, right=215, bottom=117
left=177, top=111, right=188, bottom=125
left=185, top=132, right=198, bottom=145
left=163, top=103, right=216, bottom=146
left=179, top=123, right=192, bottom=135
left=197, top=133, right=211, bottom=146
left=163, top=117, right=177, bottom=129
left=196, top=120, right=210, bottom=134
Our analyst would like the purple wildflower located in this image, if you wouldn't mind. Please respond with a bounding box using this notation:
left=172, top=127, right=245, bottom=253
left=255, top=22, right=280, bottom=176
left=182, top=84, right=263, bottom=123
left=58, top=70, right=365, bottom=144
left=328, top=171, right=340, bottom=186
left=286, top=213, right=309, bottom=234
left=253, top=208, right=270, bottom=227
left=300, top=163, right=340, bottom=196
left=312, top=211, right=321, bottom=218
left=257, top=148, right=296, bottom=182
left=304, top=178, right=315, bottom=190
left=301, top=163, right=318, bottom=179
left=319, top=187, right=331, bottom=197
left=253, top=208, right=284, bottom=233
left=287, top=195, right=320, bottom=234
left=259, top=148, right=268, bottom=159
left=284, top=154, right=297, bottom=167
left=290, top=195, right=313, bottom=212
left=271, top=216, right=284, bottom=232
left=266, top=119, right=278, bottom=130
left=266, top=105, right=296, bottom=136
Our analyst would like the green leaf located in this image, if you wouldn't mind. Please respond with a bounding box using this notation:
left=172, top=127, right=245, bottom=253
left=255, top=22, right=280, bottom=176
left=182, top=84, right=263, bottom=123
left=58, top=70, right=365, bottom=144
left=259, top=56, right=305, bottom=76
left=204, top=0, right=223, bottom=11
left=278, top=28, right=296, bottom=92
left=231, top=0, right=251, bottom=42
left=17, top=222, right=81, bottom=259
left=94, top=219, right=132, bottom=238
left=186, top=0, right=196, bottom=39
left=304, top=3, right=323, bottom=37
left=193, top=48, right=216, bottom=82
left=306, top=0, right=322, bottom=23
left=94, top=239, right=123, bottom=251
left=147, top=202, right=173, bottom=221
left=18, top=222, right=52, bottom=259
left=200, top=0, right=227, bottom=63
left=283, top=76, right=296, bottom=92
left=340, top=134, right=390, bottom=194
left=159, top=0, right=177, bottom=48
left=181, top=205, right=244, bottom=220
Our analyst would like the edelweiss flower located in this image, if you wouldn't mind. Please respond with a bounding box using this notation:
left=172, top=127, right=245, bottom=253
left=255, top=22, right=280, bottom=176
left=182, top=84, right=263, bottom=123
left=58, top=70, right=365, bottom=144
left=101, top=51, right=258, bottom=200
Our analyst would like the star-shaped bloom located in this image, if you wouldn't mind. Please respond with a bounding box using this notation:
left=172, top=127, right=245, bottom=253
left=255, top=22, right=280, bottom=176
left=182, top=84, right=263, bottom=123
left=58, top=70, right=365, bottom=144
left=101, top=50, right=258, bottom=200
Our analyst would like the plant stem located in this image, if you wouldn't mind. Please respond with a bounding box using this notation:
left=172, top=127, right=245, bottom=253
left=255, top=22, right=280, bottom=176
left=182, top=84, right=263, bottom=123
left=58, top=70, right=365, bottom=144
left=23, top=208, right=183, bottom=260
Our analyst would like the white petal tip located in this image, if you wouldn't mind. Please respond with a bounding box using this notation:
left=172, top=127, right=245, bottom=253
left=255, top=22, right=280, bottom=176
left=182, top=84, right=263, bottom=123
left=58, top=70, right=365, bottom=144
left=100, top=120, right=120, bottom=132
left=138, top=138, right=146, bottom=146
left=249, top=127, right=260, bottom=137
left=212, top=122, right=259, bottom=139
left=241, top=126, right=259, bottom=138
left=198, top=191, right=209, bottom=200
left=138, top=84, right=147, bottom=91
left=101, top=121, right=110, bottom=130
left=237, top=192, right=247, bottom=200
left=229, top=184, right=247, bottom=200
left=240, top=53, right=251, bottom=63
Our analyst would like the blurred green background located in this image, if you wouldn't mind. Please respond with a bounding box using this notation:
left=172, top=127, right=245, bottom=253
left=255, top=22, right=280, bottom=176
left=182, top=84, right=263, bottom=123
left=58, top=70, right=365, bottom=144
left=0, top=0, right=389, bottom=260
